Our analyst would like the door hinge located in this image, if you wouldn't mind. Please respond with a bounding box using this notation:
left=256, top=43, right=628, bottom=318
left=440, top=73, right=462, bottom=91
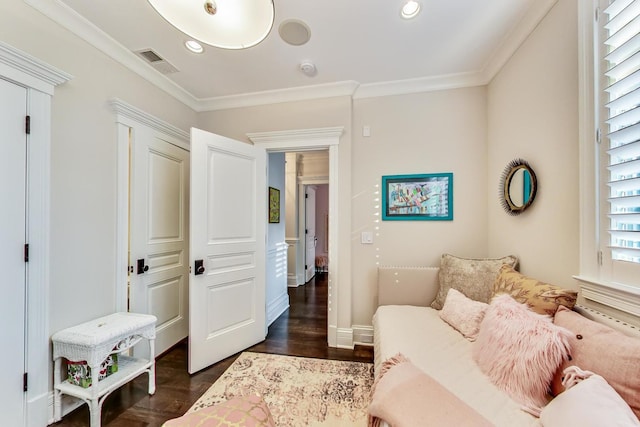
left=305, top=264, right=308, bottom=270
left=596, top=128, right=601, bottom=144
left=595, top=7, right=599, bottom=23
left=305, top=229, right=308, bottom=234
left=597, top=250, right=603, bottom=266
left=24, top=244, right=29, bottom=262
left=23, top=373, right=28, bottom=392
left=25, top=115, right=31, bottom=135
left=305, top=193, right=308, bottom=199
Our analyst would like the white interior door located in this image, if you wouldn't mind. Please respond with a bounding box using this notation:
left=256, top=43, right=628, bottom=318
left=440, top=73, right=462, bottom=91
left=189, top=128, right=266, bottom=374
left=305, top=186, right=317, bottom=282
left=0, top=78, right=27, bottom=425
left=129, top=125, right=190, bottom=357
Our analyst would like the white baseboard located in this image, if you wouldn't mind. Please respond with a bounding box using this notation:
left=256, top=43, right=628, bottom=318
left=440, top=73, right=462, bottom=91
left=336, top=328, right=354, bottom=349
left=26, top=391, right=49, bottom=427
left=287, top=274, right=300, bottom=287
left=267, top=292, right=289, bottom=326
left=47, top=391, right=84, bottom=425
left=352, top=325, right=374, bottom=346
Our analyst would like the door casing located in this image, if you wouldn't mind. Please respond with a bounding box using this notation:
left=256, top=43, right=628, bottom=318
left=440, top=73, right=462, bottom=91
left=111, top=99, right=190, bottom=313
left=248, top=127, right=344, bottom=348
left=0, top=42, right=72, bottom=426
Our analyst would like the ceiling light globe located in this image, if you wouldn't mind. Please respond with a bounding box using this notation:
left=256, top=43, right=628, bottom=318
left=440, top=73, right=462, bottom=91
left=401, top=0, right=421, bottom=19
left=148, top=0, right=274, bottom=49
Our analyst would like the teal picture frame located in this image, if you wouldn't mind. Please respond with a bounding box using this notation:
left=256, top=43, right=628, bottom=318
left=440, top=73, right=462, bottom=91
left=382, top=173, right=453, bottom=221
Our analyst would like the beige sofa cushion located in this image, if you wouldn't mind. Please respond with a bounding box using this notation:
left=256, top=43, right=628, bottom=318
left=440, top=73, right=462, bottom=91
left=431, top=254, right=518, bottom=310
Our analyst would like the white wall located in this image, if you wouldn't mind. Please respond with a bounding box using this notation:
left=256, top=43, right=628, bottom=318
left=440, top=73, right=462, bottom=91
left=0, top=0, right=198, bottom=401
left=0, top=1, right=584, bottom=407
left=351, top=87, right=489, bottom=325
left=487, top=0, right=579, bottom=288
left=267, top=153, right=289, bottom=324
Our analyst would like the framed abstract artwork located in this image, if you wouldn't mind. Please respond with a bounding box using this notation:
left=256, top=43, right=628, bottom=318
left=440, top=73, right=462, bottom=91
left=381, top=173, right=453, bottom=221
left=268, top=187, right=280, bottom=223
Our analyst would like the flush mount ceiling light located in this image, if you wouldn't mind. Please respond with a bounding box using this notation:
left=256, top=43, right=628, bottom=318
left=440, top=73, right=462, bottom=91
left=148, top=0, right=275, bottom=49
left=401, top=0, right=421, bottom=19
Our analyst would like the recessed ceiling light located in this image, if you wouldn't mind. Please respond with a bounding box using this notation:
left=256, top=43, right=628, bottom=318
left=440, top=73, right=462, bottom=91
left=185, top=40, right=204, bottom=54
left=401, top=0, right=421, bottom=19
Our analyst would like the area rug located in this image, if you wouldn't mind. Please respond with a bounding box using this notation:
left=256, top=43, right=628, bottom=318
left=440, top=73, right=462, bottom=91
left=190, top=352, right=374, bottom=426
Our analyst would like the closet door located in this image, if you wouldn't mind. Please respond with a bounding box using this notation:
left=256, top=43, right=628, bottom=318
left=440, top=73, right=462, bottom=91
left=0, top=77, right=27, bottom=425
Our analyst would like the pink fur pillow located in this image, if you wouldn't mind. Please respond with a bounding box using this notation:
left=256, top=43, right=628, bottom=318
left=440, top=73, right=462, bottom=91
left=439, top=288, right=488, bottom=341
left=472, top=294, right=572, bottom=409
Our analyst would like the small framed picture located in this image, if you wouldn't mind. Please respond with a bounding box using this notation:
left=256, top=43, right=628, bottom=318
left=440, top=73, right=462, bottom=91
left=382, top=173, right=453, bottom=221
left=268, top=187, right=280, bottom=223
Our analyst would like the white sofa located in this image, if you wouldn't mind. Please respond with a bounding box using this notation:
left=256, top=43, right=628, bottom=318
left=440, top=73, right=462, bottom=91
left=372, top=265, right=640, bottom=426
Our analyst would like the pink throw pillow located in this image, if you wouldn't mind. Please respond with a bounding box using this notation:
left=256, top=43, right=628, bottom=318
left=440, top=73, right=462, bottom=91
left=439, top=288, right=488, bottom=341
left=541, top=367, right=640, bottom=427
left=162, top=395, right=276, bottom=427
left=552, top=306, right=640, bottom=419
left=472, top=294, right=572, bottom=409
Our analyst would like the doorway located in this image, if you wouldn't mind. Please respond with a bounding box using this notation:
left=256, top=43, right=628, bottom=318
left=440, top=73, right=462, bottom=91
left=248, top=127, right=343, bottom=347
left=112, top=100, right=191, bottom=357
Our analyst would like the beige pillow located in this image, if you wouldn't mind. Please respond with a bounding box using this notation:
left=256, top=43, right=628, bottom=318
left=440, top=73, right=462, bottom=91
left=492, top=265, right=577, bottom=316
left=431, top=254, right=518, bottom=310
left=439, top=288, right=488, bottom=341
left=552, top=306, right=640, bottom=420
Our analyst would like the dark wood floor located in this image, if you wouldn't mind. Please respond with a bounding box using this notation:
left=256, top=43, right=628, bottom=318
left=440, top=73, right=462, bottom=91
left=55, top=273, right=374, bottom=426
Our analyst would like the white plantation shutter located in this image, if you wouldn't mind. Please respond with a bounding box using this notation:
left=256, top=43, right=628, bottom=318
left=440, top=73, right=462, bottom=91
left=603, top=0, right=640, bottom=266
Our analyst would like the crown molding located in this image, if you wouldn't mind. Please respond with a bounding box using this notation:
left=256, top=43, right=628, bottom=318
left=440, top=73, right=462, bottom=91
left=480, top=0, right=559, bottom=83
left=198, top=81, right=360, bottom=111
left=25, top=0, right=557, bottom=110
left=25, top=0, right=199, bottom=110
left=0, top=41, right=72, bottom=95
left=353, top=71, right=486, bottom=99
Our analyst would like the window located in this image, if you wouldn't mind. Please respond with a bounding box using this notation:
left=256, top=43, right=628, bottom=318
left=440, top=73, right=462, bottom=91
left=602, top=0, right=640, bottom=266
left=578, top=0, right=640, bottom=316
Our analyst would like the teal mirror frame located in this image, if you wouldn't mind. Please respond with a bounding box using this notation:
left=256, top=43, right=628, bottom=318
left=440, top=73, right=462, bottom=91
left=499, top=159, right=537, bottom=215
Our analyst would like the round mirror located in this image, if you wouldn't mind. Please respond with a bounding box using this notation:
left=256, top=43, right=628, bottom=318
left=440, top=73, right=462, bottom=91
left=500, top=159, right=537, bottom=215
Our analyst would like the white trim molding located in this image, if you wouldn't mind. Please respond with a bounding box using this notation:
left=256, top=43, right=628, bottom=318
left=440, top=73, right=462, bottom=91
left=24, top=0, right=198, bottom=110
left=0, top=41, right=71, bottom=427
left=575, top=275, right=640, bottom=319
left=109, top=99, right=190, bottom=313
left=250, top=127, right=344, bottom=347
left=0, top=41, right=72, bottom=95
left=352, top=325, right=374, bottom=346
left=336, top=328, right=354, bottom=350
left=24, top=0, right=557, bottom=110
left=109, top=98, right=190, bottom=144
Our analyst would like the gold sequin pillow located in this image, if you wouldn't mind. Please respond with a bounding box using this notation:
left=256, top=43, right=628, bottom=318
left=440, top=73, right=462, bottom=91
left=492, top=265, right=577, bottom=316
left=431, top=254, right=519, bottom=310
left=163, top=395, right=275, bottom=427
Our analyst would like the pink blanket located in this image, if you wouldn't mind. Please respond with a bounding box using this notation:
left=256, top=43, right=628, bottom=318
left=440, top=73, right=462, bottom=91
left=368, top=354, right=493, bottom=427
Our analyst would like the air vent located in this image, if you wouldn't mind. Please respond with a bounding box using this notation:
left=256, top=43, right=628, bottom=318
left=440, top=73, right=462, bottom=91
left=135, top=49, right=179, bottom=74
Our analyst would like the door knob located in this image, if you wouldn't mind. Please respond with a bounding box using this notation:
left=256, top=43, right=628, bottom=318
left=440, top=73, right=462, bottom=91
left=137, top=258, right=149, bottom=274
left=194, top=259, right=205, bottom=275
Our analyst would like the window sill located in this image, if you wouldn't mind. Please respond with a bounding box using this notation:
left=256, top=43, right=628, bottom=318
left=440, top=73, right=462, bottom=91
left=573, top=275, right=640, bottom=318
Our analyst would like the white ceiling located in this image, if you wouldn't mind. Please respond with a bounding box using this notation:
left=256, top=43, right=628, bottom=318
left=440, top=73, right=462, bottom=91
left=28, top=0, right=557, bottom=110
